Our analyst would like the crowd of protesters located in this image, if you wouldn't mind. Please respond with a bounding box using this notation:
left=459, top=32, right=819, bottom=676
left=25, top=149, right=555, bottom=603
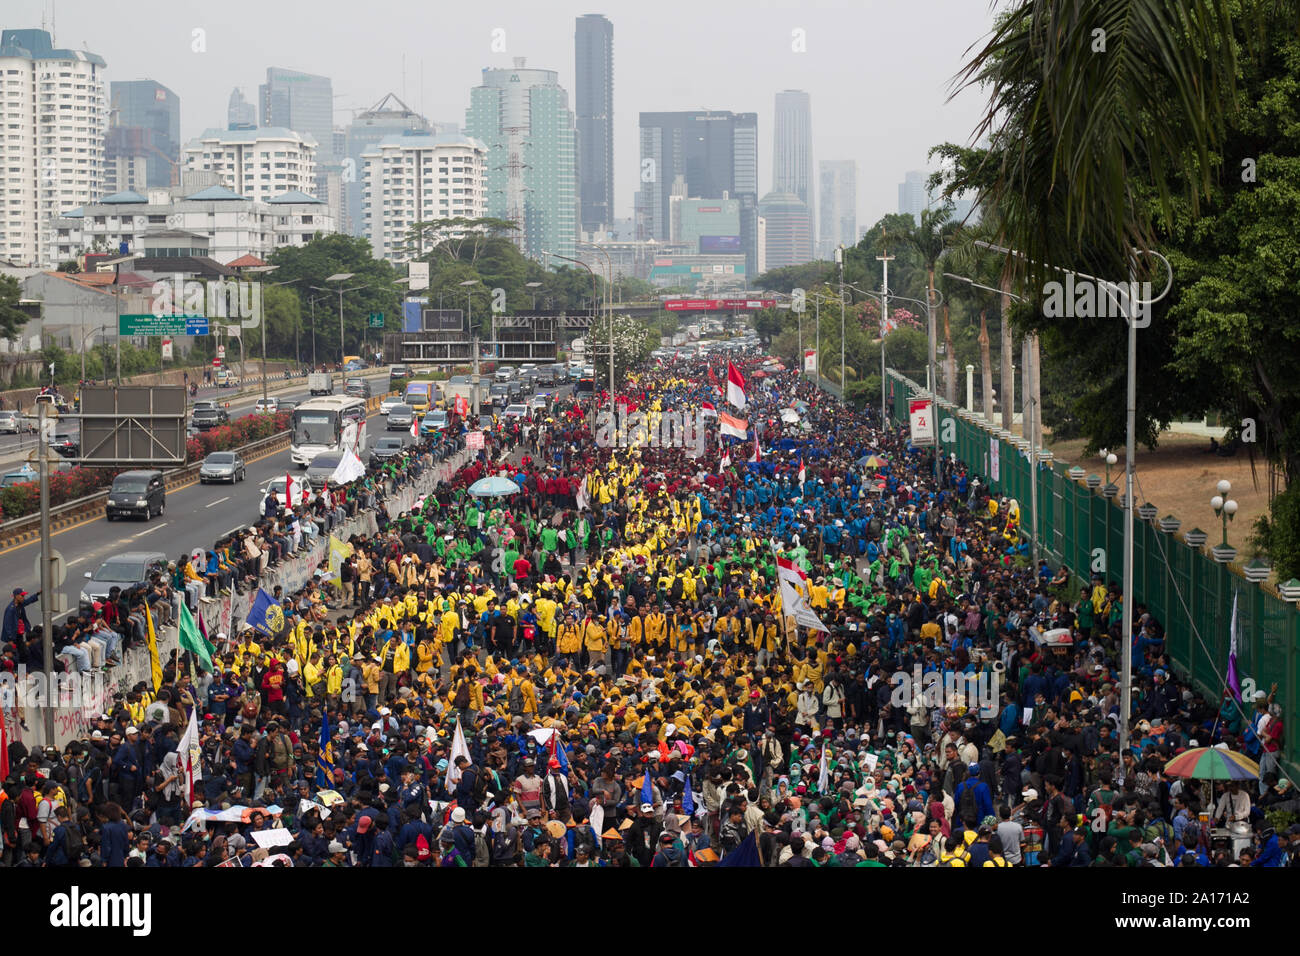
left=0, top=345, right=1294, bottom=868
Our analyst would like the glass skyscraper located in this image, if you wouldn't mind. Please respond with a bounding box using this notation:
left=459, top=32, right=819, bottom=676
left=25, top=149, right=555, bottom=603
left=575, top=14, right=614, bottom=238
left=465, top=59, right=577, bottom=259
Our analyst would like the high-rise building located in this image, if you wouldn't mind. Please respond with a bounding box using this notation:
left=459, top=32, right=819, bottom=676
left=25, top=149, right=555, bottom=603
left=360, top=132, right=488, bottom=263
left=344, top=94, right=432, bottom=237
left=817, top=159, right=856, bottom=259
left=259, top=68, right=335, bottom=163
left=465, top=58, right=577, bottom=259
left=757, top=191, right=813, bottom=270
left=181, top=127, right=318, bottom=205
left=228, top=88, right=256, bottom=129
left=773, top=90, right=812, bottom=239
left=897, top=169, right=929, bottom=223
left=106, top=80, right=180, bottom=190
left=575, top=14, right=614, bottom=238
left=0, top=29, right=108, bottom=266
left=638, top=110, right=759, bottom=272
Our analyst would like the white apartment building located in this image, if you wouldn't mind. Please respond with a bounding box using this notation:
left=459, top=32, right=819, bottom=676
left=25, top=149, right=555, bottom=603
left=361, top=132, right=487, bottom=262
left=181, top=126, right=318, bottom=206
left=0, top=29, right=108, bottom=266
left=45, top=180, right=334, bottom=266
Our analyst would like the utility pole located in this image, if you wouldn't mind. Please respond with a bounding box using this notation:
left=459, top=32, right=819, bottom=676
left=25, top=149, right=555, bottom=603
left=472, top=336, right=481, bottom=418
left=37, top=402, right=54, bottom=745
left=837, top=245, right=846, bottom=400
left=876, top=234, right=894, bottom=425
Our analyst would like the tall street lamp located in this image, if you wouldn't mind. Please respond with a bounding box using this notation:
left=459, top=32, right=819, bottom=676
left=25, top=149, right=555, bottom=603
left=459, top=279, right=481, bottom=365
left=312, top=273, right=366, bottom=391
left=843, top=283, right=932, bottom=429
left=1211, top=479, right=1238, bottom=549
left=240, top=264, right=283, bottom=406
left=547, top=252, right=611, bottom=418
left=526, top=281, right=543, bottom=311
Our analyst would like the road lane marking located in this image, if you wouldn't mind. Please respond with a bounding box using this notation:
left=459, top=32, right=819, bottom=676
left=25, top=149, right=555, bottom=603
left=206, top=496, right=231, bottom=508
left=133, top=522, right=169, bottom=538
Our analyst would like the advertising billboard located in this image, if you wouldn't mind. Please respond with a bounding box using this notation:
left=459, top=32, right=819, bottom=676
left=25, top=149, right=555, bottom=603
left=699, top=235, right=742, bottom=254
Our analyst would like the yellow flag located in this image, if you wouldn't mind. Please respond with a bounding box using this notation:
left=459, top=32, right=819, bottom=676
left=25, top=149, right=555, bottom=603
left=144, top=603, right=163, bottom=692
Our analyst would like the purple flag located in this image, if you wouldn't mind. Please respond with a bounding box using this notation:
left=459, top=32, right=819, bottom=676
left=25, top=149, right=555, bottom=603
left=1227, top=591, right=1241, bottom=703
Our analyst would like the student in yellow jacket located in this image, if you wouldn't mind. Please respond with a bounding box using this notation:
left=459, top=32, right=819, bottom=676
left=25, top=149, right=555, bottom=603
left=646, top=608, right=668, bottom=649
left=557, top=615, right=583, bottom=665
left=581, top=613, right=607, bottom=669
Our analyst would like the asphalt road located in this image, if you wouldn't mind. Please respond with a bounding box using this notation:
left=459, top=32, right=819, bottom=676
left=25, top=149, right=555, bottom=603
left=0, top=391, right=405, bottom=621
left=2, top=370, right=575, bottom=620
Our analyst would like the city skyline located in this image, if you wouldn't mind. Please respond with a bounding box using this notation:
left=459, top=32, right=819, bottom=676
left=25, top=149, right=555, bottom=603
left=3, top=0, right=994, bottom=238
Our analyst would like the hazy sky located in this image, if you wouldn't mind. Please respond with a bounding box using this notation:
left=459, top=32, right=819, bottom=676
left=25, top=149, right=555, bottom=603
left=12, top=0, right=1003, bottom=228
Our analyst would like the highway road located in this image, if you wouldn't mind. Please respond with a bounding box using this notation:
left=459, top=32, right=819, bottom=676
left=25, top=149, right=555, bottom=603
left=1, top=371, right=573, bottom=621
left=0, top=368, right=392, bottom=472
left=0, top=376, right=405, bottom=622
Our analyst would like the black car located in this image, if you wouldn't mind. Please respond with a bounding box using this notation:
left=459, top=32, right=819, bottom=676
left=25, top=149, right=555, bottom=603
left=105, top=470, right=166, bottom=520
left=192, top=407, right=229, bottom=430
left=370, top=437, right=406, bottom=463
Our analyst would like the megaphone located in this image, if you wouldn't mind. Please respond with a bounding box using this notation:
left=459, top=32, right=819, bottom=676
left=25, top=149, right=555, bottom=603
left=992, top=660, right=1006, bottom=675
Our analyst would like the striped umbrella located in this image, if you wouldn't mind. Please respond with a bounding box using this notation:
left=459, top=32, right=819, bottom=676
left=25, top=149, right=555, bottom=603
left=859, top=454, right=888, bottom=468
left=1162, top=747, right=1260, bottom=781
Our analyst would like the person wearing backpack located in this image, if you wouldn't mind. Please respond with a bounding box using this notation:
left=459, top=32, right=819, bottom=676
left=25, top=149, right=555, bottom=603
left=954, top=763, right=994, bottom=828
left=651, top=831, right=685, bottom=867
left=938, top=833, right=971, bottom=867
left=984, top=833, right=1011, bottom=868
left=45, top=805, right=77, bottom=867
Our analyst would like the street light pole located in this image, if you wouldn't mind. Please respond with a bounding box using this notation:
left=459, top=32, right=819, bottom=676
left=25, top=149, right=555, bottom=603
left=37, top=401, right=54, bottom=745
left=837, top=245, right=846, bottom=399
left=876, top=244, right=894, bottom=425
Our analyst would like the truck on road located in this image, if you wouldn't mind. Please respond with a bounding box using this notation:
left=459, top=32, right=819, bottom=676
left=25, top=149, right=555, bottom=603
left=308, top=372, right=335, bottom=396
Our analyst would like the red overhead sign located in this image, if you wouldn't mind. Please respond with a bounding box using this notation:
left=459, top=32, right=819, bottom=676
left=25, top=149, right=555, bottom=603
left=663, top=298, right=775, bottom=311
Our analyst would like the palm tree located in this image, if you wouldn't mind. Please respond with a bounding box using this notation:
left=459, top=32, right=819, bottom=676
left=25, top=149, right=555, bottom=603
left=952, top=0, right=1241, bottom=289
left=898, top=205, right=959, bottom=401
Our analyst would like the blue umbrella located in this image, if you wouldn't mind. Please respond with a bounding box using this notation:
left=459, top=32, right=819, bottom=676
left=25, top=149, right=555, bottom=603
left=468, top=476, right=520, bottom=497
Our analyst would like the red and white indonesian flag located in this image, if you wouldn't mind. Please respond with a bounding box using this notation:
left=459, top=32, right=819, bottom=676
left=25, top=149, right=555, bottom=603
left=775, top=552, right=829, bottom=632
left=179, top=706, right=202, bottom=806
left=726, top=361, right=747, bottom=410
left=701, top=401, right=717, bottom=418
left=720, top=448, right=731, bottom=473
left=411, top=417, right=419, bottom=439
left=797, top=455, right=806, bottom=490
left=719, top=411, right=748, bottom=440
left=749, top=436, right=762, bottom=463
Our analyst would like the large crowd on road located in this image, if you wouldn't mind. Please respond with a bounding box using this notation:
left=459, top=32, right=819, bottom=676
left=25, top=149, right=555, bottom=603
left=1, top=346, right=1294, bottom=868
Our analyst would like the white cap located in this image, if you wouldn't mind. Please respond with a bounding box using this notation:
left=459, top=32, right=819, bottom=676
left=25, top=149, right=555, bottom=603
left=125, top=726, right=139, bottom=735
left=450, top=807, right=466, bottom=823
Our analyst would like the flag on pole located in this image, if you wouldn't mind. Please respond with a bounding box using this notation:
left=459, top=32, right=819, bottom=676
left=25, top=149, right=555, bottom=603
left=575, top=475, right=590, bottom=512
left=719, top=411, right=748, bottom=440
left=144, top=603, right=162, bottom=692
left=726, top=361, right=747, bottom=409
left=641, top=763, right=655, bottom=808
left=411, top=418, right=419, bottom=439
left=707, top=365, right=721, bottom=390
left=817, top=742, right=829, bottom=793
left=316, top=711, right=335, bottom=787
left=0, top=708, right=9, bottom=782
left=749, top=436, right=762, bottom=463
left=547, top=728, right=570, bottom=773
left=178, top=705, right=202, bottom=806
left=720, top=448, right=731, bottom=473
left=178, top=600, right=213, bottom=673
left=683, top=772, right=695, bottom=815
left=445, top=719, right=471, bottom=794
left=774, top=551, right=829, bottom=632
left=701, top=401, right=717, bottom=418
left=798, top=454, right=806, bottom=494
left=284, top=472, right=294, bottom=507
left=1227, top=590, right=1242, bottom=703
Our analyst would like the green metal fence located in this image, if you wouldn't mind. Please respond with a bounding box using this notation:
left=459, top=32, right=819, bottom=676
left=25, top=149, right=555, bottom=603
left=887, top=369, right=1300, bottom=779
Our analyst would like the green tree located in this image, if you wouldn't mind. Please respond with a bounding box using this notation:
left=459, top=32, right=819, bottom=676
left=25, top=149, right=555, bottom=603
left=0, top=275, right=27, bottom=340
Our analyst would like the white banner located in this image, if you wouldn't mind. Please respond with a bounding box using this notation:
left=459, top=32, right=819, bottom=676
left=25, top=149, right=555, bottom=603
left=909, top=399, right=934, bottom=446
left=466, top=430, right=484, bottom=450
left=803, top=349, right=817, bottom=373
left=408, top=261, right=429, bottom=291
left=162, top=337, right=173, bottom=360
left=990, top=437, right=1001, bottom=482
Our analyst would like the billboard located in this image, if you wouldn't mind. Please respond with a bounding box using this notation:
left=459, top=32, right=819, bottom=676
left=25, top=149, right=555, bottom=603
left=699, top=235, right=742, bottom=254
left=663, top=298, right=776, bottom=311
left=422, top=309, right=465, bottom=332
left=79, top=386, right=187, bottom=465
left=909, top=399, right=935, bottom=446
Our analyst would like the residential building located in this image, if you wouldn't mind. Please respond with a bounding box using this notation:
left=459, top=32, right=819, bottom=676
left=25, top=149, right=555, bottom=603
left=0, top=29, right=108, bottom=266
left=181, top=126, right=318, bottom=205
left=816, top=160, right=856, bottom=259
left=360, top=132, right=488, bottom=263
left=343, top=93, right=432, bottom=238
left=575, top=14, right=614, bottom=238
left=465, top=58, right=577, bottom=259
left=45, top=175, right=334, bottom=266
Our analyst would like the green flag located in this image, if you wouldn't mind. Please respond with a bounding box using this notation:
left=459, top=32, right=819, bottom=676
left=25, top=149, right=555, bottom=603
left=178, top=600, right=214, bottom=673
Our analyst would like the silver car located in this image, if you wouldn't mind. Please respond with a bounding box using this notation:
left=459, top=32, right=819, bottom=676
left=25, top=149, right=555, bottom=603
left=387, top=403, right=415, bottom=430
left=199, top=450, right=246, bottom=484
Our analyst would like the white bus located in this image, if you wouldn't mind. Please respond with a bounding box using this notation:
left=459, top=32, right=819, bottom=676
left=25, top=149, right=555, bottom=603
left=290, top=395, right=369, bottom=467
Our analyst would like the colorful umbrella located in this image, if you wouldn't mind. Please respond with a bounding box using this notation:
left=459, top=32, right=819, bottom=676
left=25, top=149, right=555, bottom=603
left=858, top=454, right=888, bottom=468
left=1162, top=747, right=1259, bottom=781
